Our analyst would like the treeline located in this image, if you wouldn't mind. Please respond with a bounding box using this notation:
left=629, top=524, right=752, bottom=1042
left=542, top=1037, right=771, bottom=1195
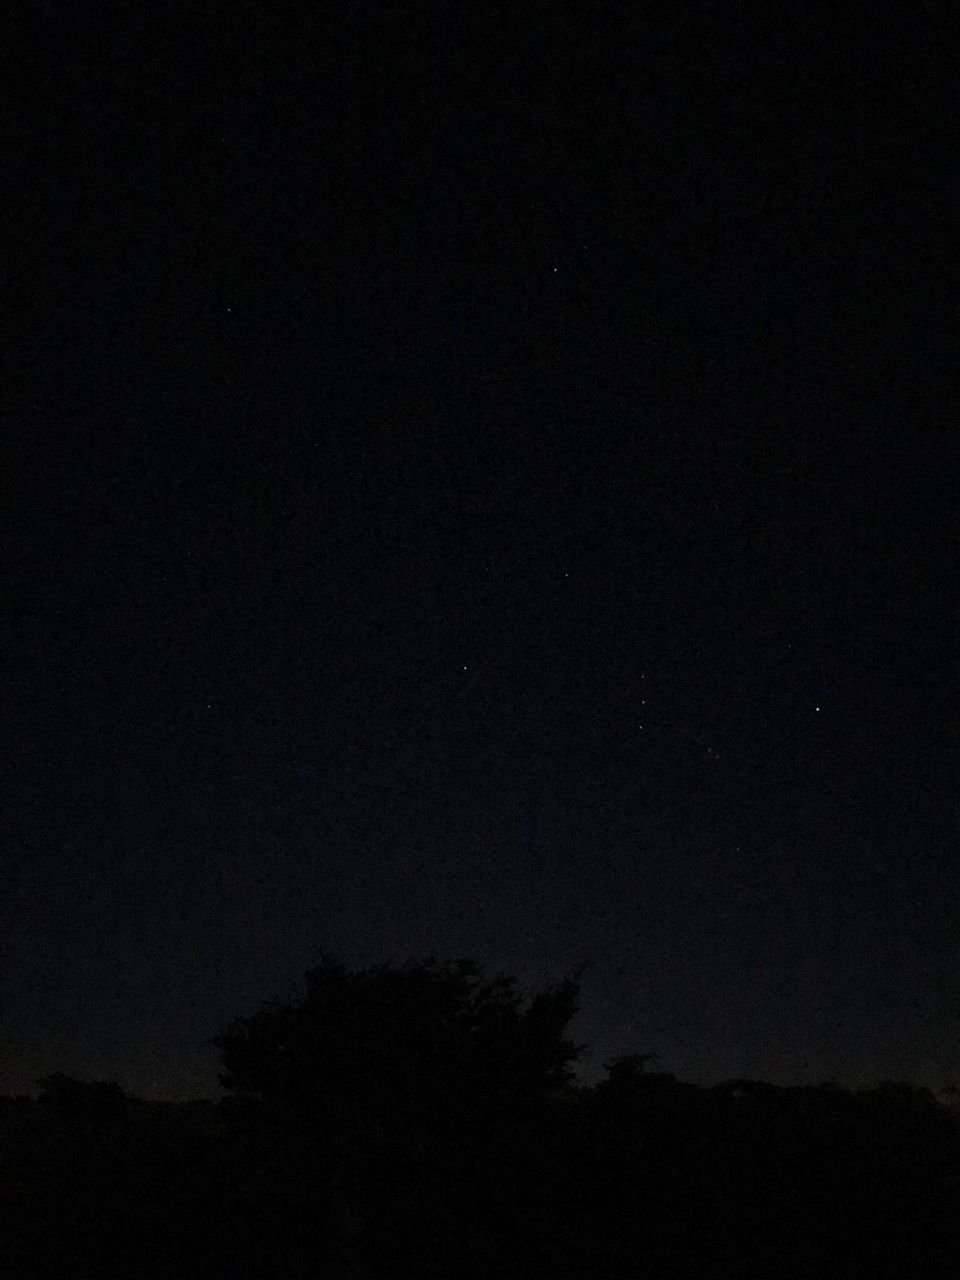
left=2, top=954, right=959, bottom=1277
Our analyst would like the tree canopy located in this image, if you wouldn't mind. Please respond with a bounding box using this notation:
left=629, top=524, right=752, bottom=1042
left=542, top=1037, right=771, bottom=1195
left=213, top=951, right=583, bottom=1119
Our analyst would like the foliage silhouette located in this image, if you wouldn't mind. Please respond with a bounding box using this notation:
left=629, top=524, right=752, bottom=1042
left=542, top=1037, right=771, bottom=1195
left=2, top=955, right=960, bottom=1278
left=211, top=952, right=585, bottom=1275
left=36, top=1071, right=126, bottom=1130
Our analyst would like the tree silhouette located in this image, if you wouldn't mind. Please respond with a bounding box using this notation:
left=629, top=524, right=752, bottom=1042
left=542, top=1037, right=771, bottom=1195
left=36, top=1071, right=126, bottom=1130
left=4, top=956, right=960, bottom=1278
left=213, top=951, right=582, bottom=1113
left=211, top=952, right=585, bottom=1274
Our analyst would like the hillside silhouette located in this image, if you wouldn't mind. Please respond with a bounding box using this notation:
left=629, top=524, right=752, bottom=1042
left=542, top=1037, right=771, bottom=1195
left=2, top=953, right=959, bottom=1277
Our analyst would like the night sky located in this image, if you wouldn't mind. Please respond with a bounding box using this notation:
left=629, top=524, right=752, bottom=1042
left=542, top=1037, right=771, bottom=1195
left=4, top=4, right=955, bottom=1100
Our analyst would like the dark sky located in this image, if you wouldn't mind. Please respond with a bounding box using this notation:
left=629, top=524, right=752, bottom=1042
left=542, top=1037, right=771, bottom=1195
left=4, top=3, right=956, bottom=1100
